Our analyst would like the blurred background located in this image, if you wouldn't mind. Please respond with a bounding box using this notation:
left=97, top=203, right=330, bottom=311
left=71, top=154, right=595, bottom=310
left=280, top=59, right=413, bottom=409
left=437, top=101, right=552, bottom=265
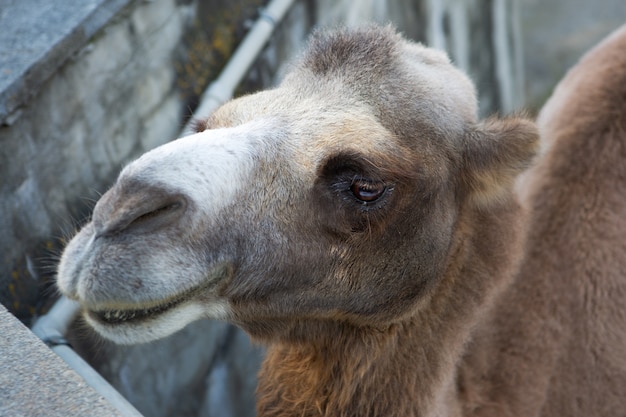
left=1, top=0, right=624, bottom=416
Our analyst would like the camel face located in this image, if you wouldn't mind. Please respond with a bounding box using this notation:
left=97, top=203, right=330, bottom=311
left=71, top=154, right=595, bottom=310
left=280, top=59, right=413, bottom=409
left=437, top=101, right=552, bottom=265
left=57, top=26, right=537, bottom=345
left=57, top=98, right=460, bottom=344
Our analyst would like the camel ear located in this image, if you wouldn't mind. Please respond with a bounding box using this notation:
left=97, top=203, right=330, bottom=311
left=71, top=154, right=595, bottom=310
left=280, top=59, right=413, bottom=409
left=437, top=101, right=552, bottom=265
left=463, top=116, right=539, bottom=207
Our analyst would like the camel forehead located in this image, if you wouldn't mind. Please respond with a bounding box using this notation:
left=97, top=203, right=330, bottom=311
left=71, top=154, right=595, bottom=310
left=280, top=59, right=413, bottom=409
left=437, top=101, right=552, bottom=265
left=295, top=111, right=406, bottom=171
left=208, top=95, right=416, bottom=178
left=206, top=27, right=477, bottom=141
left=287, top=25, right=478, bottom=128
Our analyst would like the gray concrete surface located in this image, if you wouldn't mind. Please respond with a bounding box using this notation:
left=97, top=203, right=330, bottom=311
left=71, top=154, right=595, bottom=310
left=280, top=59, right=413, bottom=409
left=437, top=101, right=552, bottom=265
left=0, top=0, right=132, bottom=124
left=0, top=304, right=123, bottom=417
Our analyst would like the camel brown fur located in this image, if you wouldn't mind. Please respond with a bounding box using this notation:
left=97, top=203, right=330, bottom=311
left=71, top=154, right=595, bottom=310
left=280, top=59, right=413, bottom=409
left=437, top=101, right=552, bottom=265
left=458, top=24, right=626, bottom=416
left=56, top=25, right=625, bottom=416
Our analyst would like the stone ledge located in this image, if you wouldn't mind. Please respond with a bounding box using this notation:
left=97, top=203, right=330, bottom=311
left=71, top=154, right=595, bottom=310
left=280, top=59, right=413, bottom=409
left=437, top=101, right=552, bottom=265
left=0, top=0, right=132, bottom=125
left=0, top=304, right=124, bottom=416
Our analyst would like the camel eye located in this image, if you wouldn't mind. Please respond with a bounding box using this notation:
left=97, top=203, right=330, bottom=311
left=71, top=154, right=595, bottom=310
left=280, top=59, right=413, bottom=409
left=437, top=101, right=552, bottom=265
left=350, top=179, right=386, bottom=202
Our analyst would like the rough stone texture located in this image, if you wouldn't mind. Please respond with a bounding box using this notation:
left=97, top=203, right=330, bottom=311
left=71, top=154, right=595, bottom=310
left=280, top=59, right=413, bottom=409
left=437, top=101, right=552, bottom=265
left=0, top=0, right=132, bottom=124
left=0, top=304, right=124, bottom=417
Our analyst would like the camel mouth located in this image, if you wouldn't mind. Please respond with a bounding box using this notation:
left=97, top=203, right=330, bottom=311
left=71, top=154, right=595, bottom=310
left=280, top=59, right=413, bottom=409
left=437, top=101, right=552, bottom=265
left=90, top=290, right=190, bottom=325
left=88, top=263, right=233, bottom=326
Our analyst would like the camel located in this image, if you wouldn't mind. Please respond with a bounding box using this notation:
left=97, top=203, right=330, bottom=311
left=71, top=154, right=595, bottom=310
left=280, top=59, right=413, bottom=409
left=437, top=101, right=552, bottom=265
left=56, top=24, right=626, bottom=416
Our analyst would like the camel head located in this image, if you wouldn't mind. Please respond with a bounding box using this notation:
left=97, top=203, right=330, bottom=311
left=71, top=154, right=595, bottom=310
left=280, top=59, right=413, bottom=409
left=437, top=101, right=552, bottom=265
left=57, top=25, right=537, bottom=344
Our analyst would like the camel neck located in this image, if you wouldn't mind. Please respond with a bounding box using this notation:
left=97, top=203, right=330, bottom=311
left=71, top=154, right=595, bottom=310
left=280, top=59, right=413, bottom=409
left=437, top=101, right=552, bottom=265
left=256, top=317, right=466, bottom=417
left=255, top=205, right=524, bottom=417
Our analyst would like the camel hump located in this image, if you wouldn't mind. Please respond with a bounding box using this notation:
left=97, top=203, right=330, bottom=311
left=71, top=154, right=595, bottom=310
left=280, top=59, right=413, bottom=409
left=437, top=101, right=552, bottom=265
left=537, top=24, right=626, bottom=159
left=529, top=24, right=626, bottom=211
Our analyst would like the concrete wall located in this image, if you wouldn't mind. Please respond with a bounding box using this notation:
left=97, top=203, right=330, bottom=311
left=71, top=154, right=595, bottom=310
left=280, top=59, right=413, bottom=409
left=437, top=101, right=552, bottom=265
left=0, top=304, right=126, bottom=417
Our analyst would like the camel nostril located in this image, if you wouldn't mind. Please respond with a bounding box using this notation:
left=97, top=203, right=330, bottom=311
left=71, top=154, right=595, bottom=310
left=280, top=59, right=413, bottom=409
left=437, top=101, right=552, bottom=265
left=94, top=191, right=187, bottom=238
left=132, top=202, right=182, bottom=225
left=120, top=199, right=186, bottom=234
